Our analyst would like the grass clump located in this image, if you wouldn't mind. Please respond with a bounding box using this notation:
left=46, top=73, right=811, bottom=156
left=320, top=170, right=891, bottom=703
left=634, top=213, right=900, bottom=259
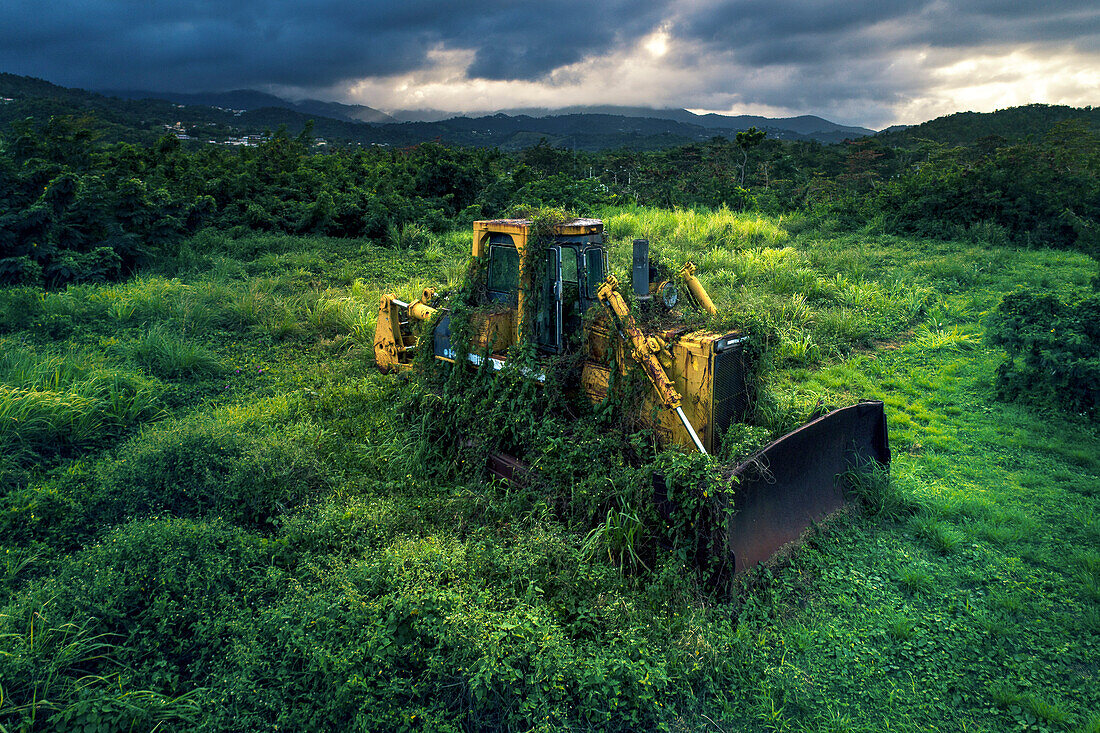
left=909, top=512, right=963, bottom=554
left=899, top=568, right=934, bottom=595
left=843, top=463, right=916, bottom=522
left=0, top=344, right=164, bottom=458
left=121, top=326, right=223, bottom=378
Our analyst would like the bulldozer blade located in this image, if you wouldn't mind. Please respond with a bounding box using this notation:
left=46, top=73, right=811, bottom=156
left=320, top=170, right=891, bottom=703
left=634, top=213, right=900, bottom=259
left=725, top=401, right=890, bottom=574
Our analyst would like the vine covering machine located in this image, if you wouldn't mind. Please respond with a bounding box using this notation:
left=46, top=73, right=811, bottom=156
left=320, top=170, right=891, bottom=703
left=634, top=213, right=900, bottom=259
left=375, top=218, right=889, bottom=573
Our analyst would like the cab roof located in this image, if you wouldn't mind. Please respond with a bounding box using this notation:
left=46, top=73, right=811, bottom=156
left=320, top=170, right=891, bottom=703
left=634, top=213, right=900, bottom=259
left=474, top=218, right=603, bottom=235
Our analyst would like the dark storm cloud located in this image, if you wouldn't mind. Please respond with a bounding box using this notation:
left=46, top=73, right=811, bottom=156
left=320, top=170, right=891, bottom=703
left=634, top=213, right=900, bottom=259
left=659, top=0, right=1099, bottom=122
left=673, top=0, right=1099, bottom=66
left=0, top=0, right=1095, bottom=116
left=664, top=0, right=1100, bottom=73
left=0, top=0, right=670, bottom=91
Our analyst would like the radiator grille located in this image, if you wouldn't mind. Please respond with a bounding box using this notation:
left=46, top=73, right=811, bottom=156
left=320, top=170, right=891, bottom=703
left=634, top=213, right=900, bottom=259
left=712, top=342, right=748, bottom=446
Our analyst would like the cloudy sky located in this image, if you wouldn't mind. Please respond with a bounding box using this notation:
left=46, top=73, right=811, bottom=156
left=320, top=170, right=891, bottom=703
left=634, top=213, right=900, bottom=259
left=2, top=0, right=1097, bottom=128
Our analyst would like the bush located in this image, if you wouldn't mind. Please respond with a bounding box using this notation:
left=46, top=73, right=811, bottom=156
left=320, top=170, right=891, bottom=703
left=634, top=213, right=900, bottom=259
left=987, top=290, right=1100, bottom=416
left=0, top=516, right=274, bottom=731
left=91, top=415, right=327, bottom=530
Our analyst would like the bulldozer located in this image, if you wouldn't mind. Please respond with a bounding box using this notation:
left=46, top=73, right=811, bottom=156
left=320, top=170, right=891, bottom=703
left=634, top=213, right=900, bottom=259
left=374, top=218, right=890, bottom=573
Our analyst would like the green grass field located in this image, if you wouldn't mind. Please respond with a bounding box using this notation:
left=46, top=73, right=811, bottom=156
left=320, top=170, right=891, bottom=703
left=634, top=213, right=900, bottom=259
left=1, top=208, right=1097, bottom=732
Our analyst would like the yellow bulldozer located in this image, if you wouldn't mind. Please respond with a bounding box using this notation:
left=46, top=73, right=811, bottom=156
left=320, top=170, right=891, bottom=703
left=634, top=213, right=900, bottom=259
left=375, top=218, right=889, bottom=573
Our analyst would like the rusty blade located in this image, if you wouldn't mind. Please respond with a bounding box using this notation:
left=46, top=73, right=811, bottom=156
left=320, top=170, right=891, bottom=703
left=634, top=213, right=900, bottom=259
left=726, top=401, right=890, bottom=573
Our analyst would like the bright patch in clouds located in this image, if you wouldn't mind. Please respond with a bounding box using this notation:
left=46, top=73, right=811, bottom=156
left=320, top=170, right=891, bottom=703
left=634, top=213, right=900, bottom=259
left=644, top=30, right=670, bottom=58
left=918, top=48, right=1100, bottom=117
left=338, top=35, right=699, bottom=115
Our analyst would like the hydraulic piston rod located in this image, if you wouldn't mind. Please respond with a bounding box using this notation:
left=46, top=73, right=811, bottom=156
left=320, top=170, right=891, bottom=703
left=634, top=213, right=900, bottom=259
left=597, top=275, right=708, bottom=455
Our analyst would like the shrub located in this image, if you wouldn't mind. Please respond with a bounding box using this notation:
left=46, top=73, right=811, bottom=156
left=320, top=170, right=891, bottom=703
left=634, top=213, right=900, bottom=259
left=986, top=290, right=1100, bottom=416
left=43, top=246, right=123, bottom=286
left=90, top=415, right=327, bottom=530
left=0, top=516, right=275, bottom=729
left=0, top=287, right=44, bottom=332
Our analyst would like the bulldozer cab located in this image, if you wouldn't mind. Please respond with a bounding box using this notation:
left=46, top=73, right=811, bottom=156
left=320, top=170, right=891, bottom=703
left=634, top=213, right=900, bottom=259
left=475, top=219, right=606, bottom=354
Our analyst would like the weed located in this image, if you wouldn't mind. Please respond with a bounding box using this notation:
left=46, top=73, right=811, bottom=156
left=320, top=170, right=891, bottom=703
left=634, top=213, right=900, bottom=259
left=0, top=607, right=118, bottom=726
left=843, top=462, right=915, bottom=521
left=386, top=221, right=433, bottom=250
left=899, top=568, right=934, bottom=594
left=909, top=513, right=963, bottom=554
left=582, top=505, right=651, bottom=572
left=911, top=324, right=978, bottom=352
left=886, top=618, right=918, bottom=641
left=988, top=682, right=1071, bottom=727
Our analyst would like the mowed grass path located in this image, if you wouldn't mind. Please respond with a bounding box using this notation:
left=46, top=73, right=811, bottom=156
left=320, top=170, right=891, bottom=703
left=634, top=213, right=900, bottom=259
left=741, top=344, right=1099, bottom=732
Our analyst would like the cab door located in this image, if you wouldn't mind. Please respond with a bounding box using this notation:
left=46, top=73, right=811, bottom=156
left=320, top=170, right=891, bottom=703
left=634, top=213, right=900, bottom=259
left=534, top=246, right=562, bottom=352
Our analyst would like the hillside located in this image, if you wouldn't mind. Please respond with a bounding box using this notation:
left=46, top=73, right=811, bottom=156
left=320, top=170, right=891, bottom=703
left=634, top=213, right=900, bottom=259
left=7, top=73, right=1097, bottom=154
left=104, top=88, right=397, bottom=124
left=875, top=103, right=1100, bottom=146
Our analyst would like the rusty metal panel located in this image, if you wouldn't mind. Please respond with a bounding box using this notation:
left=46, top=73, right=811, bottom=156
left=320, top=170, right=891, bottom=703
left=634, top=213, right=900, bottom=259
left=488, top=451, right=530, bottom=486
left=726, top=401, right=890, bottom=573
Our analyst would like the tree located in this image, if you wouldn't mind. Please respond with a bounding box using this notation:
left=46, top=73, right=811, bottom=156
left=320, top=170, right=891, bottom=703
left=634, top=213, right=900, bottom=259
left=735, top=127, right=766, bottom=186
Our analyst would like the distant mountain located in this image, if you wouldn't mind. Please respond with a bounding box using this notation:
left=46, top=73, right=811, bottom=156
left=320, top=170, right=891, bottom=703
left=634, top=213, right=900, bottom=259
left=30, top=72, right=1094, bottom=154
left=388, top=108, right=462, bottom=123
left=99, top=87, right=871, bottom=142
left=392, top=105, right=875, bottom=142
left=102, top=88, right=396, bottom=124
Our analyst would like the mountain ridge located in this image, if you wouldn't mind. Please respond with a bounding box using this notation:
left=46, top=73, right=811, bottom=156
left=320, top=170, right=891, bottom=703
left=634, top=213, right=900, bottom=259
left=4, top=72, right=1093, bottom=153
left=96, top=87, right=874, bottom=140
left=101, top=88, right=396, bottom=124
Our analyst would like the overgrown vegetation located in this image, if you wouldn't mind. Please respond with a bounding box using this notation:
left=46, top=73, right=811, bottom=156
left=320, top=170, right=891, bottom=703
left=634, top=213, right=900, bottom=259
left=987, top=289, right=1100, bottom=416
left=1, top=102, right=1098, bottom=730
left=3, top=106, right=1096, bottom=287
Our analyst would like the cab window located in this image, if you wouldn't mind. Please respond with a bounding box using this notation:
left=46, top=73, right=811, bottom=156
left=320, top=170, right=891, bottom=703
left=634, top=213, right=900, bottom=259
left=584, top=248, right=605, bottom=299
left=561, top=246, right=579, bottom=283
left=487, top=244, right=519, bottom=303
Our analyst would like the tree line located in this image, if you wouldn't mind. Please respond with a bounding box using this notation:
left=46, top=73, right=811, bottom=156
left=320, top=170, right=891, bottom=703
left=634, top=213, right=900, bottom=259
left=1, top=112, right=1097, bottom=287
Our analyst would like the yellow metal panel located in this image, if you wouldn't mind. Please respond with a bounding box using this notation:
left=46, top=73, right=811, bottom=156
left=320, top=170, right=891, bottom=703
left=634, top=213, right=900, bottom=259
left=471, top=310, right=515, bottom=354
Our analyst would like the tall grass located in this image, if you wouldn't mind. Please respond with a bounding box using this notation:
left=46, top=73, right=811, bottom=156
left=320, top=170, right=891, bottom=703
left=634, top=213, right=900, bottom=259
left=0, top=609, right=118, bottom=725
left=603, top=205, right=790, bottom=256
left=121, top=326, right=223, bottom=378
left=598, top=207, right=932, bottom=366
left=0, top=605, right=203, bottom=730
left=0, top=344, right=164, bottom=456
